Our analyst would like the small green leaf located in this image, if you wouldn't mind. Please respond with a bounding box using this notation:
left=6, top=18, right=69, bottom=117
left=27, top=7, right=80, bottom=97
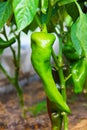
left=29, top=101, right=47, bottom=116
left=0, top=0, right=13, bottom=29
left=13, top=0, right=39, bottom=31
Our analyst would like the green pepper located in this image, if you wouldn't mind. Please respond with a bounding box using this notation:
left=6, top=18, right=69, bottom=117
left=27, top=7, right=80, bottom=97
left=0, top=37, right=15, bottom=49
left=63, top=35, right=83, bottom=61
left=31, top=32, right=70, bottom=113
left=71, top=58, right=87, bottom=93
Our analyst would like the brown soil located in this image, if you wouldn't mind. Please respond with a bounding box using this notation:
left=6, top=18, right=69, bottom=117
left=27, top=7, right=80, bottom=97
left=0, top=79, right=87, bottom=130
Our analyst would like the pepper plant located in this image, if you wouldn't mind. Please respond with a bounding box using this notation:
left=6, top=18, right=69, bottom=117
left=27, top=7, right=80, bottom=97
left=0, top=0, right=87, bottom=129
left=0, top=26, right=25, bottom=117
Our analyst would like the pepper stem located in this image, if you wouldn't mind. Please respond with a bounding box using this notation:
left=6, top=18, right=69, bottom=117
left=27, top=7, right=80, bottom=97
left=74, top=0, right=83, bottom=16
left=42, top=24, right=48, bottom=32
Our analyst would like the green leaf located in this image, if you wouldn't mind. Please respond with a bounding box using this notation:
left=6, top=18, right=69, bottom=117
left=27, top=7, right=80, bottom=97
left=29, top=101, right=47, bottom=116
left=58, top=0, right=76, bottom=6
left=13, top=0, right=39, bottom=31
left=71, top=21, right=83, bottom=57
left=71, top=4, right=87, bottom=56
left=0, top=0, right=13, bottom=29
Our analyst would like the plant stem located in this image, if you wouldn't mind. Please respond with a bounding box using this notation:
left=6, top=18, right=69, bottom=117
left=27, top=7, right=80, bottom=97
left=47, top=97, right=62, bottom=130
left=46, top=3, right=53, bottom=25
left=35, top=14, right=42, bottom=28
left=51, top=112, right=62, bottom=130
left=2, top=27, right=25, bottom=117
left=14, top=33, right=25, bottom=117
left=0, top=63, right=24, bottom=112
left=52, top=37, right=68, bottom=130
left=0, top=64, right=14, bottom=84
left=10, top=46, right=17, bottom=66
left=10, top=34, right=25, bottom=112
left=14, top=80, right=25, bottom=117
left=58, top=69, right=68, bottom=130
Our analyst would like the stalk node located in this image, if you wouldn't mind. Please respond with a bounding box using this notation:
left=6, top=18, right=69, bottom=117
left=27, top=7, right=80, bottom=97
left=61, top=112, right=66, bottom=116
